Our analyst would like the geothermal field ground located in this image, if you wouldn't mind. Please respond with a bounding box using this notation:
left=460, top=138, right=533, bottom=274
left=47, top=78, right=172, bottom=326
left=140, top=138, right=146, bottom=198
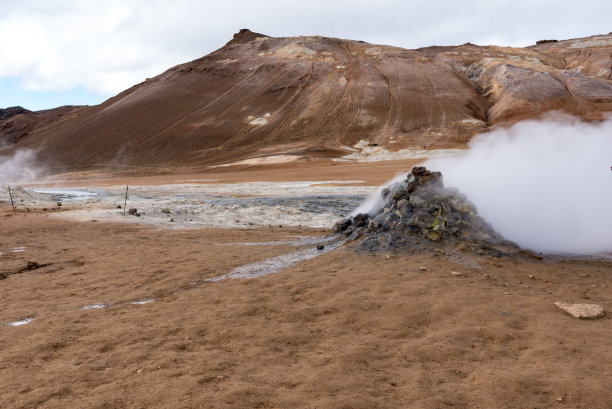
left=1, top=158, right=611, bottom=409
left=1, top=29, right=612, bottom=408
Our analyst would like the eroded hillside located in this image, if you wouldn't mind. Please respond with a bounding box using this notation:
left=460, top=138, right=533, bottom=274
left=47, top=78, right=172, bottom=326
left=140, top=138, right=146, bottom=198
left=2, top=30, right=611, bottom=173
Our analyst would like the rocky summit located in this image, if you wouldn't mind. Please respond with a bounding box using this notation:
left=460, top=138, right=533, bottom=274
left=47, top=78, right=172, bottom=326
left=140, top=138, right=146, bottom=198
left=334, top=167, right=529, bottom=257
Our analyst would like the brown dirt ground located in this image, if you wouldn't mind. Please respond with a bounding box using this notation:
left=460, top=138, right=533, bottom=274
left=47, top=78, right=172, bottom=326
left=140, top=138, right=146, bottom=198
left=24, top=158, right=424, bottom=187
left=1, top=167, right=611, bottom=408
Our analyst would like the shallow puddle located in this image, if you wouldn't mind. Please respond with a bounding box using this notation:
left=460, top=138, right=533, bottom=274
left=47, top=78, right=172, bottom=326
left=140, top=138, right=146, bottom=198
left=206, top=236, right=344, bottom=281
left=81, top=303, right=110, bottom=310
left=129, top=299, right=154, bottom=305
left=7, top=318, right=35, bottom=327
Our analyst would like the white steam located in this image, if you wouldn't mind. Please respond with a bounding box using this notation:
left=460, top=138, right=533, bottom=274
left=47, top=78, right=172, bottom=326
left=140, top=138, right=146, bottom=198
left=351, top=172, right=406, bottom=216
left=0, top=149, right=45, bottom=183
left=426, top=113, right=612, bottom=254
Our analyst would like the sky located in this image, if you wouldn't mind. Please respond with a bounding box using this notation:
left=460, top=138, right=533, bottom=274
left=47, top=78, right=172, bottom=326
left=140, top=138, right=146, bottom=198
left=1, top=0, right=611, bottom=111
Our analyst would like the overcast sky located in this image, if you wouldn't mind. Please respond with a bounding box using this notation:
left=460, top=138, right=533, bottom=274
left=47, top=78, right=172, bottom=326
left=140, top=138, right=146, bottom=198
left=1, top=0, right=610, bottom=110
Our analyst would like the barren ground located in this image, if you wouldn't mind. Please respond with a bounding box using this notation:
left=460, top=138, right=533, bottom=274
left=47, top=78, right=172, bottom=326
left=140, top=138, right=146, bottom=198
left=1, top=163, right=611, bottom=408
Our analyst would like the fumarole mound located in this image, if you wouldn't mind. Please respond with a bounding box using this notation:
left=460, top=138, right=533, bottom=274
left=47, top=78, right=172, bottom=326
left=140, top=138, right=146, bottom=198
left=335, top=167, right=534, bottom=257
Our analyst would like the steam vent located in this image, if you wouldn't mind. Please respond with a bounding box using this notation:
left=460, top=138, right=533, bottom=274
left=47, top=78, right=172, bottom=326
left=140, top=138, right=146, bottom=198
left=335, top=167, right=529, bottom=257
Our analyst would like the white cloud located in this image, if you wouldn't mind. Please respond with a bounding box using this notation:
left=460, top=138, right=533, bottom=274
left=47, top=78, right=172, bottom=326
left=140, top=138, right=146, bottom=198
left=1, top=0, right=611, bottom=97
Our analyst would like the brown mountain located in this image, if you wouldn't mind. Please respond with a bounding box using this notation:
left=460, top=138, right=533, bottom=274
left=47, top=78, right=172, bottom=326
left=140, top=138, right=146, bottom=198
left=2, top=30, right=612, bottom=174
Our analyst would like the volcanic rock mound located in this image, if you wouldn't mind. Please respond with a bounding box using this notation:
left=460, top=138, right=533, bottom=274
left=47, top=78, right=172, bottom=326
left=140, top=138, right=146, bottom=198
left=335, top=167, right=526, bottom=257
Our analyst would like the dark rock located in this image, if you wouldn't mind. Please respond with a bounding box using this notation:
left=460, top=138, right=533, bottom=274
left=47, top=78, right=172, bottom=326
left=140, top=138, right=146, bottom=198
left=0, top=106, right=30, bottom=121
left=391, top=189, right=407, bottom=201
left=333, top=218, right=351, bottom=232
left=353, top=213, right=369, bottom=227
left=411, top=166, right=429, bottom=176
left=128, top=208, right=138, bottom=215
left=332, top=166, right=520, bottom=257
left=317, top=245, right=325, bottom=250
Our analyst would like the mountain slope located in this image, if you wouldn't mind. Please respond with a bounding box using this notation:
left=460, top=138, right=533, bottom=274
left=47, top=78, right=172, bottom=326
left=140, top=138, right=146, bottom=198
left=2, top=30, right=612, bottom=173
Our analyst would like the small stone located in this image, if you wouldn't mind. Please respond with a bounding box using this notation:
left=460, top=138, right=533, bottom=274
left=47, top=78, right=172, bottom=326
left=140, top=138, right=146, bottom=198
left=161, top=208, right=171, bottom=214
left=450, top=271, right=462, bottom=277
left=528, top=275, right=535, bottom=279
left=423, top=229, right=442, bottom=242
left=368, top=219, right=381, bottom=231
left=481, top=274, right=490, bottom=279
left=316, top=245, right=325, bottom=250
left=556, top=397, right=563, bottom=402
left=56, top=202, right=62, bottom=207
left=554, top=302, right=605, bottom=319
left=418, top=266, right=427, bottom=272
left=128, top=208, right=138, bottom=215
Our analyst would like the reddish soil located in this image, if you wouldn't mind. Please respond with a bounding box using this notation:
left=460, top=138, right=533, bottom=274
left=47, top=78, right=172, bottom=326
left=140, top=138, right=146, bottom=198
left=1, top=190, right=610, bottom=408
left=25, top=158, right=424, bottom=187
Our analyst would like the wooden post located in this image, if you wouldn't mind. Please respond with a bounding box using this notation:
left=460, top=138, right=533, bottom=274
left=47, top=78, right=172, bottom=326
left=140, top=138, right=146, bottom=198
left=7, top=186, right=16, bottom=213
left=123, top=185, right=128, bottom=216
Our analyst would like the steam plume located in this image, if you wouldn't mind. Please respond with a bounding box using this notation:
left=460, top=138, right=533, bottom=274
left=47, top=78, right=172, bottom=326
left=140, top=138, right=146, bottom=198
left=0, top=149, right=45, bottom=183
left=426, top=113, right=612, bottom=254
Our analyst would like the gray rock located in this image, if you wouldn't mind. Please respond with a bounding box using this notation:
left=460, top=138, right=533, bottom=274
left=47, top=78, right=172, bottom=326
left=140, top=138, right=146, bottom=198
left=409, top=195, right=426, bottom=208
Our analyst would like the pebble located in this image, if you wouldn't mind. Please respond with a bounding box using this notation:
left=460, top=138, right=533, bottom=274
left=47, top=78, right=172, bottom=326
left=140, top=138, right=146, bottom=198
left=450, top=271, right=462, bottom=276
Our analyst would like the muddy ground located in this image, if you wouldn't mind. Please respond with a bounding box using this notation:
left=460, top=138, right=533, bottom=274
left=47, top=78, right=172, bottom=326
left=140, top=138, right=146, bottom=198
left=1, top=164, right=611, bottom=408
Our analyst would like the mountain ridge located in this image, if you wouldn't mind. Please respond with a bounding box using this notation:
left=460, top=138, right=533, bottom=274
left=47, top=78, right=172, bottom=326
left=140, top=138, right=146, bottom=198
left=1, top=30, right=611, bottom=174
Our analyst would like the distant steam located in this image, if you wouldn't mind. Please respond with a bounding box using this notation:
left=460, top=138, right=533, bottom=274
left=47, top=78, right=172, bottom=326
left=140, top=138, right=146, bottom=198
left=0, top=149, right=45, bottom=183
left=426, top=113, right=612, bottom=254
